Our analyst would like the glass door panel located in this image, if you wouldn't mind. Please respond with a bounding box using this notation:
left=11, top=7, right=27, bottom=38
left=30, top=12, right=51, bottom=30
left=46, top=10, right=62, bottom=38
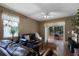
left=48, top=26, right=64, bottom=40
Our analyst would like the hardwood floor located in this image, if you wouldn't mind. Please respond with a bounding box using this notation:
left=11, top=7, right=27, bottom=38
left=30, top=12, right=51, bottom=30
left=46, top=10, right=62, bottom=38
left=39, top=43, right=56, bottom=56
left=39, top=42, right=77, bottom=56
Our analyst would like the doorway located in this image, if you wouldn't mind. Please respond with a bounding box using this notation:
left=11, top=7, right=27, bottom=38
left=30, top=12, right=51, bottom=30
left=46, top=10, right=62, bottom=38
left=45, top=22, right=65, bottom=43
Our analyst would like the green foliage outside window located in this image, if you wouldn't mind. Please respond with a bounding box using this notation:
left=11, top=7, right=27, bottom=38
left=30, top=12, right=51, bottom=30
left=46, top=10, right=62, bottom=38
left=48, top=26, right=63, bottom=37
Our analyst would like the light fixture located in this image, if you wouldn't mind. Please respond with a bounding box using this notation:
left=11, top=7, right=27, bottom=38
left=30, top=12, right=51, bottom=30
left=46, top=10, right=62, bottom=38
left=44, top=15, right=49, bottom=19
left=41, top=12, right=52, bottom=19
left=43, top=12, right=50, bottom=19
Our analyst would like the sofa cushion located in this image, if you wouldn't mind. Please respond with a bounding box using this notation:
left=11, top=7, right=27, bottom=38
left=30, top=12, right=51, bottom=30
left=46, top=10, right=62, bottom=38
left=0, top=39, right=12, bottom=49
left=12, top=46, right=30, bottom=56
left=6, top=42, right=31, bottom=56
left=25, top=35, right=30, bottom=41
left=0, top=47, right=11, bottom=56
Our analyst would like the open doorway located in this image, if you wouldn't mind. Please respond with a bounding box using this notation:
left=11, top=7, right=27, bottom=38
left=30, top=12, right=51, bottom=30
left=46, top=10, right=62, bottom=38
left=45, top=22, right=65, bottom=43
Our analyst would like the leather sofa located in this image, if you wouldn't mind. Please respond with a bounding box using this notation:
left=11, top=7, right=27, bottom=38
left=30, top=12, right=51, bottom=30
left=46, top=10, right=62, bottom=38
left=0, top=33, right=42, bottom=56
left=17, top=33, right=42, bottom=55
left=0, top=39, right=37, bottom=56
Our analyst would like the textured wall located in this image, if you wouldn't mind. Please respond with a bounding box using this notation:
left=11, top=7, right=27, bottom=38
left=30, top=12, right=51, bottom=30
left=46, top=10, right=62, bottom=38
left=39, top=16, right=74, bottom=41
left=19, top=15, right=39, bottom=34
left=65, top=17, right=75, bottom=40
left=0, top=6, right=39, bottom=39
left=0, top=6, right=74, bottom=41
left=0, top=7, right=3, bottom=39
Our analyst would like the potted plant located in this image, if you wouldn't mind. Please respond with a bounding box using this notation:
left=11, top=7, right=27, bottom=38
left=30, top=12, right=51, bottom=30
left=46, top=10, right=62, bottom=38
left=10, top=26, right=19, bottom=40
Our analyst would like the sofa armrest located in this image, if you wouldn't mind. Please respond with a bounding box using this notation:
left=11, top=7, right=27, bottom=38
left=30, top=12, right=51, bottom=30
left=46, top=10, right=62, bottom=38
left=0, top=47, right=11, bottom=56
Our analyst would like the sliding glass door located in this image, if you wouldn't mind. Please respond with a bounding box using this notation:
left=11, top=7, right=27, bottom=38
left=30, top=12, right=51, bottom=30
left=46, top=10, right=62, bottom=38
left=48, top=25, right=64, bottom=40
left=44, top=22, right=65, bottom=43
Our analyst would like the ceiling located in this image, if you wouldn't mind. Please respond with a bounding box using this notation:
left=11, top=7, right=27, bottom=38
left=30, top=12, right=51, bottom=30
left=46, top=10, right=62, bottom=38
left=0, top=3, right=79, bottom=21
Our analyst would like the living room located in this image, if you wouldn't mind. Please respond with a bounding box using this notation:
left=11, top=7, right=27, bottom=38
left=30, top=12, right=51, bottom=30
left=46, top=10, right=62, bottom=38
left=0, top=3, right=79, bottom=56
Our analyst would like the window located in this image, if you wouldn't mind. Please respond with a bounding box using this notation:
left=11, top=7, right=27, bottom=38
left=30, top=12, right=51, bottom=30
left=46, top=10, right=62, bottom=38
left=2, top=14, right=19, bottom=38
left=45, top=22, right=65, bottom=43
left=48, top=26, right=64, bottom=38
